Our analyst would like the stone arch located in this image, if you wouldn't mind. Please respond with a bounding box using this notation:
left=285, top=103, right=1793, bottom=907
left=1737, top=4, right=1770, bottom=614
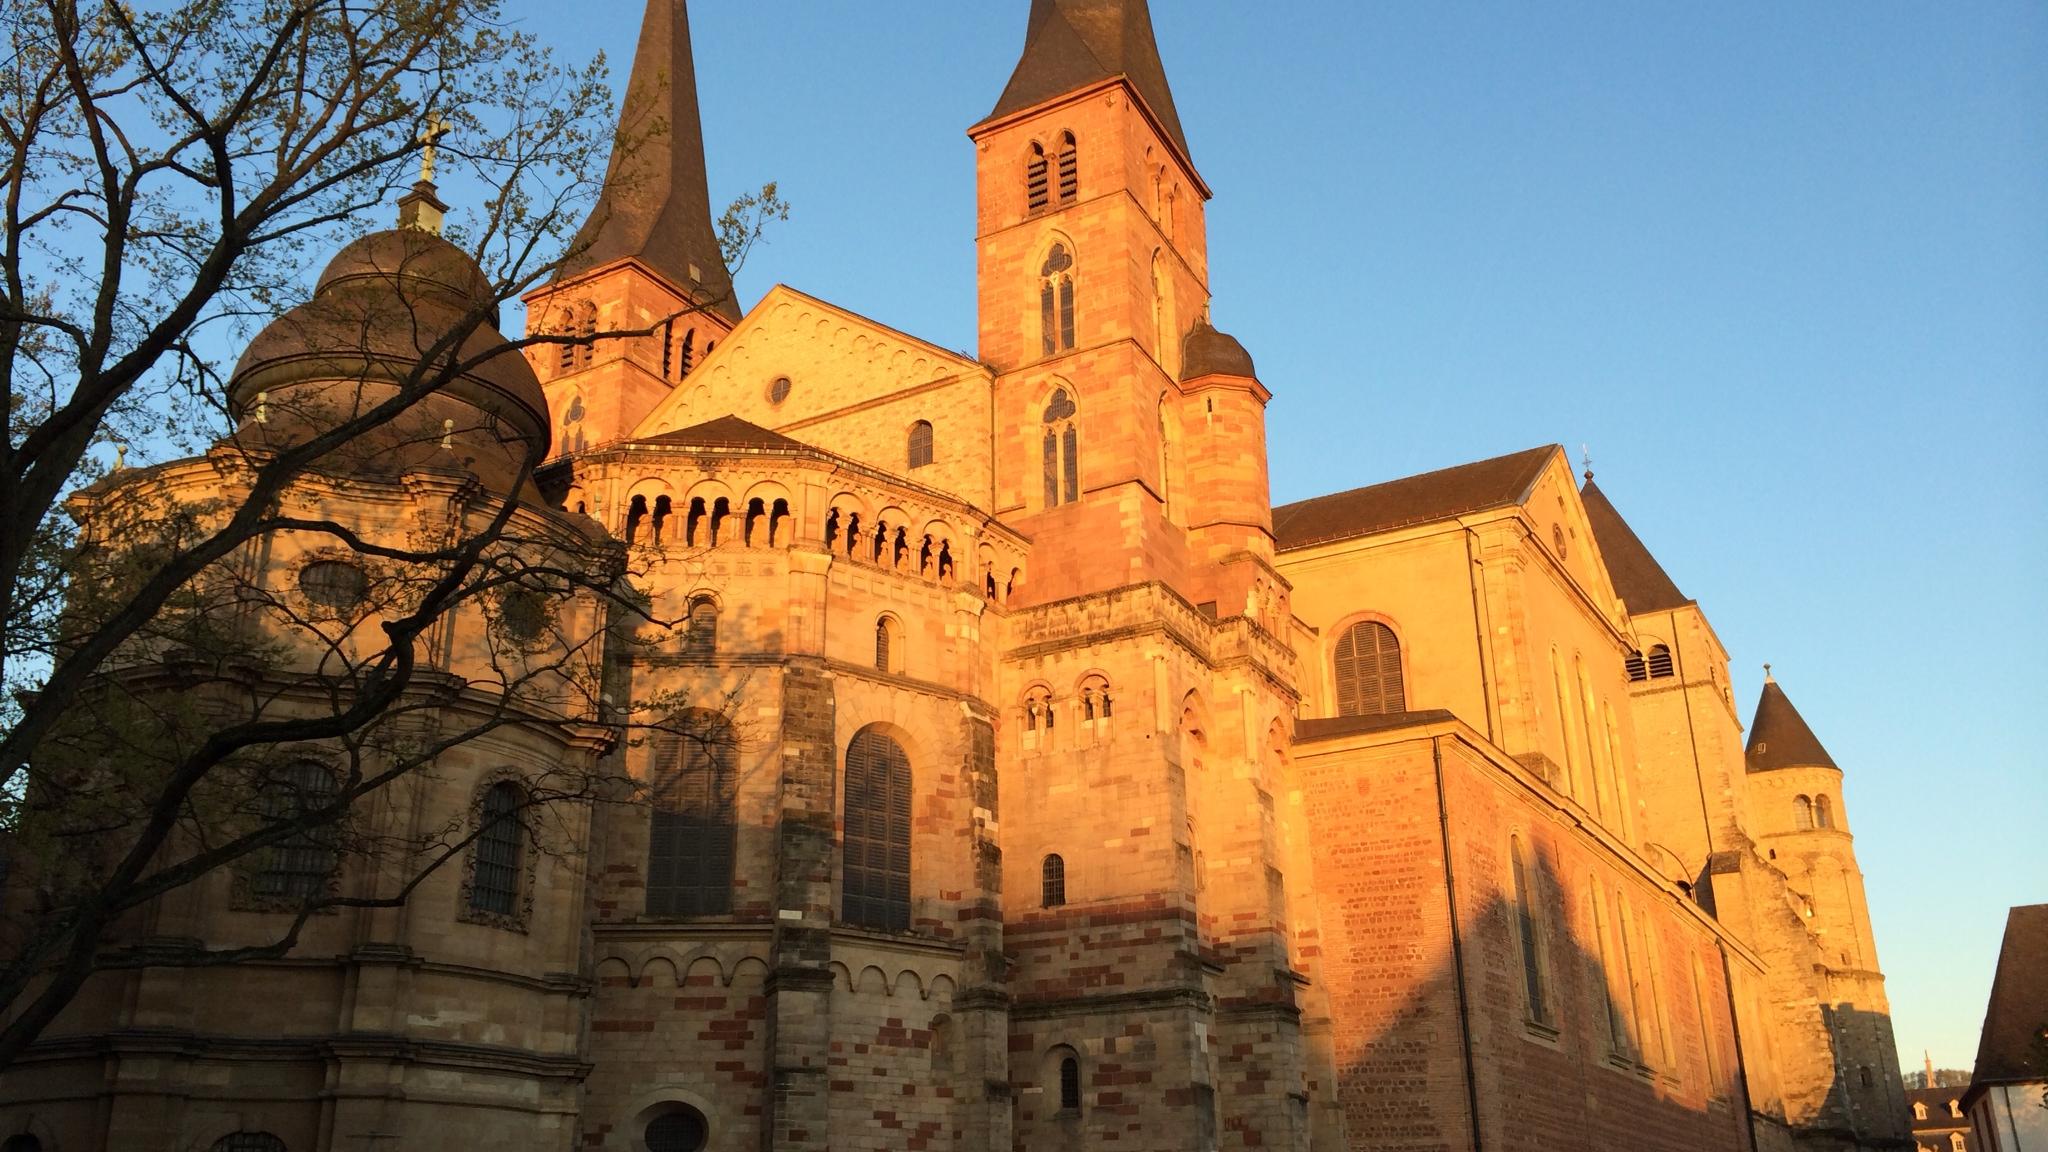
left=595, top=955, right=634, bottom=987
left=729, top=955, right=770, bottom=986
left=890, top=969, right=925, bottom=1000
left=926, top=973, right=958, bottom=1002
left=854, top=964, right=892, bottom=995
left=827, top=960, right=856, bottom=993
left=682, top=954, right=726, bottom=988
left=638, top=953, right=681, bottom=990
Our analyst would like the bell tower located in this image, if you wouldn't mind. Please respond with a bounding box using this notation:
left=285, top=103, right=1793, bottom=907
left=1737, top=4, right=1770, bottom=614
left=971, top=0, right=1265, bottom=606
left=523, top=0, right=737, bottom=459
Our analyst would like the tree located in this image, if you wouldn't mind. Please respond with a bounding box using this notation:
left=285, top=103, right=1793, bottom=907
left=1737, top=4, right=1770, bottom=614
left=0, top=0, right=785, bottom=1072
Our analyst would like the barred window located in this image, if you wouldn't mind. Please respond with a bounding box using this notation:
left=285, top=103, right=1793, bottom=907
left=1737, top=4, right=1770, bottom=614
left=1041, top=853, right=1066, bottom=908
left=647, top=713, right=736, bottom=917
left=908, top=420, right=935, bottom=469
left=1334, top=620, right=1404, bottom=717
left=298, top=560, right=366, bottom=609
left=843, top=728, right=912, bottom=932
left=210, top=1133, right=286, bottom=1152
left=252, top=761, right=339, bottom=900
left=470, top=781, right=524, bottom=916
left=1059, top=1054, right=1082, bottom=1110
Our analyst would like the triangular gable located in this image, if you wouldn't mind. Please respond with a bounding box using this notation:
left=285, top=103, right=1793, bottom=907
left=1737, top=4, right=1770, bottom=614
left=630, top=283, right=984, bottom=441
left=1515, top=450, right=1626, bottom=616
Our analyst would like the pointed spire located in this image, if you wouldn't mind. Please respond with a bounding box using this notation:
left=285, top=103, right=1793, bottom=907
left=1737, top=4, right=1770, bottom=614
left=559, top=0, right=738, bottom=322
left=982, top=0, right=1191, bottom=162
left=1745, top=677, right=1840, bottom=773
left=1579, top=480, right=1691, bottom=613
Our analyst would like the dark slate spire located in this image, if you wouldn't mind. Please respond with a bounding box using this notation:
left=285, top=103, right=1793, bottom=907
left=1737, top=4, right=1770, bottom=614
left=1745, top=677, right=1840, bottom=773
left=983, top=0, right=1192, bottom=162
left=1580, top=480, right=1691, bottom=614
left=558, top=0, right=738, bottom=322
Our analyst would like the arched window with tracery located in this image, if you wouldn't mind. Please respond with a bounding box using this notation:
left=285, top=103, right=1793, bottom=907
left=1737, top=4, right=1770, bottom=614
left=647, top=711, right=736, bottom=917
left=1079, top=675, right=1113, bottom=722
left=684, top=596, right=717, bottom=659
left=1793, top=794, right=1814, bottom=830
left=1026, top=141, right=1050, bottom=214
left=1023, top=686, right=1055, bottom=735
left=469, top=781, right=525, bottom=917
left=1333, top=619, right=1405, bottom=717
left=843, top=728, right=912, bottom=932
left=907, top=420, right=934, bottom=469
left=1041, top=388, right=1080, bottom=507
left=1056, top=131, right=1078, bottom=205
left=1041, top=853, right=1066, bottom=907
left=1040, top=244, right=1076, bottom=356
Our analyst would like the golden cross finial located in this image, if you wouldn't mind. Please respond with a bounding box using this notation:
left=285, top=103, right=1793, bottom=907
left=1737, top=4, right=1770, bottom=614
left=1580, top=443, right=1594, bottom=483
left=418, top=113, right=449, bottom=184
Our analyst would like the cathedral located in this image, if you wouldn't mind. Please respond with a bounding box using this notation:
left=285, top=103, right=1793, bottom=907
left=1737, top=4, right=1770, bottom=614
left=0, top=2, right=1911, bottom=1150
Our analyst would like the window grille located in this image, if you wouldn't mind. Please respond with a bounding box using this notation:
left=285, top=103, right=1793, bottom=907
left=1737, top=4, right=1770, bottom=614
left=644, top=1108, right=709, bottom=1152
left=470, top=782, right=524, bottom=916
left=298, top=560, right=366, bottom=608
left=1041, top=854, right=1066, bottom=907
left=210, top=1136, right=286, bottom=1152
left=908, top=420, right=934, bottom=469
left=646, top=714, right=736, bottom=917
left=1059, top=1054, right=1082, bottom=1110
left=843, top=729, right=912, bottom=931
left=1333, top=620, right=1404, bottom=717
left=252, top=762, right=339, bottom=900
left=1646, top=644, right=1675, bottom=678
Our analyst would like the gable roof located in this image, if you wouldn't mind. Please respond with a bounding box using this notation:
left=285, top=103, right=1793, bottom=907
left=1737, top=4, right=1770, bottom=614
left=1743, top=679, right=1839, bottom=773
left=1272, top=445, right=1559, bottom=552
left=556, top=0, right=738, bottom=321
left=1969, top=904, right=2048, bottom=1086
left=634, top=414, right=804, bottom=451
left=1580, top=479, right=1692, bottom=613
left=981, top=0, right=1191, bottom=164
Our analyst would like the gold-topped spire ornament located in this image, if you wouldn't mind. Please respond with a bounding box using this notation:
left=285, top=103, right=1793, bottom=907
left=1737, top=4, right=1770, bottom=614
left=397, top=112, right=451, bottom=234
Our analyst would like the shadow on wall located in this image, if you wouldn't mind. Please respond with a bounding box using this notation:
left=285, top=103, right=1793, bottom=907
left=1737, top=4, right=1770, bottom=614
left=1316, top=854, right=1762, bottom=1152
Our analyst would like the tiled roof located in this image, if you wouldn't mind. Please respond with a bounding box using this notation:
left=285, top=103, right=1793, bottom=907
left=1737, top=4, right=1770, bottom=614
left=1294, top=709, right=1455, bottom=742
left=1969, top=904, right=2048, bottom=1086
left=1580, top=479, right=1691, bottom=613
left=1272, top=445, right=1558, bottom=552
left=1743, top=679, right=1840, bottom=773
left=982, top=0, right=1191, bottom=161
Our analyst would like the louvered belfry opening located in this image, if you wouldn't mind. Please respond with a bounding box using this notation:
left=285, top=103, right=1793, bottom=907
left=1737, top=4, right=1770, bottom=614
left=907, top=420, right=934, bottom=469
left=1026, top=142, right=1050, bottom=214
left=646, top=711, right=737, bottom=917
left=843, top=728, right=912, bottom=931
left=1646, top=644, right=1675, bottom=679
left=1333, top=620, right=1405, bottom=717
left=1624, top=649, right=1648, bottom=682
left=1056, top=131, right=1078, bottom=204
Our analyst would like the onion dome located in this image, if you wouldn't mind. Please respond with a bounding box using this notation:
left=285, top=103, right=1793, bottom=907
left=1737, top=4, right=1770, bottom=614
left=1180, top=318, right=1256, bottom=381
left=228, top=226, right=550, bottom=492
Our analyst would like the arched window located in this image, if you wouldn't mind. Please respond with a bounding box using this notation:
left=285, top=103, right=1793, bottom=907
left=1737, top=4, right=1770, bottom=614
left=653, top=494, right=673, bottom=545
left=1646, top=643, right=1675, bottom=678
left=1511, top=835, right=1552, bottom=1025
left=844, top=728, right=912, bottom=931
left=1041, top=388, right=1080, bottom=507
left=1080, top=675, right=1113, bottom=721
left=684, top=597, right=717, bottom=659
left=1333, top=620, right=1405, bottom=717
left=644, top=1106, right=709, bottom=1152
left=1056, top=131, right=1078, bottom=205
left=647, top=712, right=736, bottom=917
left=1024, top=687, right=1055, bottom=734
left=1041, top=854, right=1066, bottom=907
left=874, top=616, right=900, bottom=675
left=677, top=327, right=695, bottom=376
left=211, top=1135, right=286, bottom=1152
left=3, top=1135, right=42, bottom=1152
left=469, top=781, right=524, bottom=916
left=1040, top=244, right=1076, bottom=356
left=1059, top=1053, right=1082, bottom=1111
left=907, top=420, right=934, bottom=469
left=1793, top=795, right=1814, bottom=831
left=1950, top=1134, right=1965, bottom=1152
left=1814, top=794, right=1834, bottom=830
left=252, top=761, right=339, bottom=900
left=1026, top=141, right=1050, bottom=214
left=625, top=494, right=647, bottom=543
left=1624, top=648, right=1648, bottom=682
left=1913, top=1103, right=1928, bottom=1121
left=1588, top=876, right=1629, bottom=1057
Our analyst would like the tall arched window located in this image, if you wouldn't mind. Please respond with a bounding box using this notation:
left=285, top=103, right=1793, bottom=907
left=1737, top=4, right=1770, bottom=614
left=1026, top=141, right=1050, bottom=214
left=1646, top=643, right=1675, bottom=678
left=1333, top=620, right=1405, bottom=717
left=1814, top=794, right=1834, bottom=830
left=677, top=327, right=695, bottom=376
left=1511, top=835, right=1552, bottom=1026
left=252, top=761, right=339, bottom=900
left=1056, top=131, right=1078, bottom=205
left=1793, top=795, right=1814, bottom=830
left=1041, top=388, right=1080, bottom=507
left=874, top=616, right=900, bottom=675
left=1589, top=876, right=1629, bottom=1057
left=843, top=728, right=912, bottom=931
left=469, top=781, right=525, bottom=916
left=647, top=711, right=736, bottom=917
left=1040, top=244, right=1076, bottom=356
left=1041, top=853, right=1066, bottom=907
left=684, top=597, right=717, bottom=658
left=1059, top=1053, right=1082, bottom=1110
left=907, top=420, right=934, bottom=469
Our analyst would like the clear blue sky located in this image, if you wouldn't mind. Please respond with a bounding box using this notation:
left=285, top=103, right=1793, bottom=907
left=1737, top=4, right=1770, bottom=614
left=508, top=1, right=2046, bottom=1071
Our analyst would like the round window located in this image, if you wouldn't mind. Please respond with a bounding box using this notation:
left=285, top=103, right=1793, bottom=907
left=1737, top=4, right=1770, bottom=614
left=768, top=376, right=792, bottom=405
left=498, top=587, right=550, bottom=642
left=644, top=1106, right=708, bottom=1152
left=299, top=560, right=366, bottom=608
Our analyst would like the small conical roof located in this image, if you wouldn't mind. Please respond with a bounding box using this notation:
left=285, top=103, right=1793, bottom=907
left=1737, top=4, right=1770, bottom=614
left=558, top=0, right=738, bottom=322
left=1745, top=678, right=1839, bottom=773
left=1180, top=319, right=1255, bottom=381
left=982, top=0, right=1191, bottom=163
left=1581, top=480, right=1691, bottom=613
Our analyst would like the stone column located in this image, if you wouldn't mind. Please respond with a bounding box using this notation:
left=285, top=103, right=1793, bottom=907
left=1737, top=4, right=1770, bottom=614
left=764, top=661, right=837, bottom=1152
